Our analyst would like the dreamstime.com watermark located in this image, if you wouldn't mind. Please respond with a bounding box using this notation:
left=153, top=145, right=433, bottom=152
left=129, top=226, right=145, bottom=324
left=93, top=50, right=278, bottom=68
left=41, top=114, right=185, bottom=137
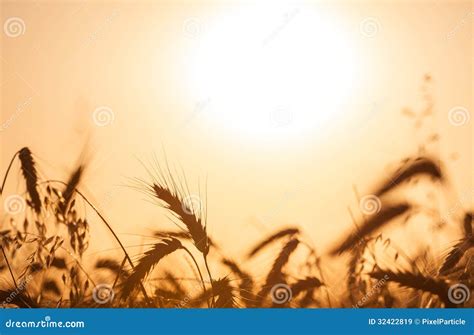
left=0, top=96, right=33, bottom=132
left=448, top=106, right=470, bottom=127
left=2, top=274, right=33, bottom=306
left=446, top=11, right=474, bottom=40
left=92, top=106, right=115, bottom=127
left=270, top=283, right=293, bottom=304
left=3, top=194, right=26, bottom=215
left=359, top=17, right=380, bottom=38
left=448, top=283, right=470, bottom=305
left=262, top=8, right=300, bottom=46
left=4, top=316, right=85, bottom=329
left=441, top=188, right=474, bottom=223
left=3, top=17, right=26, bottom=38
left=359, top=195, right=382, bottom=216
left=182, top=194, right=203, bottom=216
left=92, top=283, right=115, bottom=304
left=353, top=274, right=389, bottom=308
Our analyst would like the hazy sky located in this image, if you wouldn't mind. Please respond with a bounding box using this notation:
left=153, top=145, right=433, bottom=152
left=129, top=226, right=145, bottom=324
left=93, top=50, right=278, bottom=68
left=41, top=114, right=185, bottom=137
left=1, top=1, right=472, bottom=266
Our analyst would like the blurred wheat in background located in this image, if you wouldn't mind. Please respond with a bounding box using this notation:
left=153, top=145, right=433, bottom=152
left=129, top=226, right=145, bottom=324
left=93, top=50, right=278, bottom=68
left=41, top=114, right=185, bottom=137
left=1, top=0, right=472, bottom=309
left=0, top=135, right=472, bottom=308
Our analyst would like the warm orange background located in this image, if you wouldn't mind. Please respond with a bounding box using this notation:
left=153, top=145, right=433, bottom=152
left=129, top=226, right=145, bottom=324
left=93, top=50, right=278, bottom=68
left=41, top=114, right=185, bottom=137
left=1, top=0, right=472, bottom=269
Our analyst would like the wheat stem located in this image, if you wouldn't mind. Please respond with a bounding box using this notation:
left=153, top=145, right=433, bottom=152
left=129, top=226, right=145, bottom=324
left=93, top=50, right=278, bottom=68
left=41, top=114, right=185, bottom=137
left=181, top=246, right=209, bottom=308
left=0, top=151, right=19, bottom=194
left=45, top=180, right=152, bottom=306
left=0, top=245, right=18, bottom=290
left=204, top=255, right=215, bottom=307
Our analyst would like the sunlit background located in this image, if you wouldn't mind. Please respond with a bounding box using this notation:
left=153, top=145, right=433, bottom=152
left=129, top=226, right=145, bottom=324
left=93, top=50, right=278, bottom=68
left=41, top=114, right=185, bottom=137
left=1, top=0, right=472, bottom=275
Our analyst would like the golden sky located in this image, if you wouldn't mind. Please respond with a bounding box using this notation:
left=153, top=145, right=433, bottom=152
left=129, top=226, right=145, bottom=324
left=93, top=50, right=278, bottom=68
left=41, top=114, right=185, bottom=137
left=1, top=0, right=473, bottom=263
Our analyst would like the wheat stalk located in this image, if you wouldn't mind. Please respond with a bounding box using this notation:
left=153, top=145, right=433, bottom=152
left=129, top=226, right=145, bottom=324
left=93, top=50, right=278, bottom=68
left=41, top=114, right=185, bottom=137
left=370, top=269, right=454, bottom=307
left=121, top=238, right=182, bottom=298
left=247, top=227, right=299, bottom=259
left=330, top=204, right=410, bottom=255
left=18, top=147, right=42, bottom=213
left=373, top=157, right=443, bottom=197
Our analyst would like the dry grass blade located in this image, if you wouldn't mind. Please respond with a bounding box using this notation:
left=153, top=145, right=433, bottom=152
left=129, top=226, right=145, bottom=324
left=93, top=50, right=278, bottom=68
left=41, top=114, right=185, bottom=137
left=247, top=228, right=299, bottom=259
left=212, top=277, right=236, bottom=308
left=121, top=238, right=182, bottom=298
left=18, top=147, right=41, bottom=213
left=330, top=204, right=410, bottom=255
left=373, top=157, right=443, bottom=197
left=370, top=270, right=453, bottom=307
left=151, top=184, right=208, bottom=255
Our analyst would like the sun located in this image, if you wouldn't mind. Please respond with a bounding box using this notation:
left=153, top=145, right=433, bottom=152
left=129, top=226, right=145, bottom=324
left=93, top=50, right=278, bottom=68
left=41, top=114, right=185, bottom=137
left=187, top=2, right=360, bottom=141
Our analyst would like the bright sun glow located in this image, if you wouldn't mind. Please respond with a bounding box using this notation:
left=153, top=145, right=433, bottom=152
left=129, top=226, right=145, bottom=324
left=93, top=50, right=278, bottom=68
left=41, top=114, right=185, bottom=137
left=188, top=3, right=360, bottom=140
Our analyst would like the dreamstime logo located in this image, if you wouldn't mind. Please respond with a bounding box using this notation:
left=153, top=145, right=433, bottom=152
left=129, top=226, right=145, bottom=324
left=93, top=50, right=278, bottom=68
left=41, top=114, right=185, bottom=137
left=359, top=17, right=380, bottom=38
left=448, top=283, right=470, bottom=305
left=3, top=17, right=26, bottom=38
left=3, top=195, right=26, bottom=215
left=182, top=195, right=203, bottom=216
left=183, top=18, right=202, bottom=38
left=270, top=283, right=292, bottom=304
left=92, top=106, right=115, bottom=127
left=359, top=195, right=382, bottom=215
left=448, top=106, right=470, bottom=126
left=269, top=107, right=293, bottom=128
left=92, top=284, right=115, bottom=304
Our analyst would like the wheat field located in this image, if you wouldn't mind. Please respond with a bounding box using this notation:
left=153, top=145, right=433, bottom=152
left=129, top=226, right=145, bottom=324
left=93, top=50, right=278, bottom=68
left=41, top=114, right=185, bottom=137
left=0, top=138, right=472, bottom=308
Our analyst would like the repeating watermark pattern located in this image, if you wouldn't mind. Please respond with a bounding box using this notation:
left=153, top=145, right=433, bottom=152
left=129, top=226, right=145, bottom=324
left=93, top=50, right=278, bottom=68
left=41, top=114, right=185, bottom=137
left=353, top=274, right=389, bottom=308
left=92, top=284, right=115, bottom=304
left=359, top=17, right=380, bottom=38
left=359, top=195, right=382, bottom=215
left=441, top=189, right=474, bottom=223
left=269, top=106, right=293, bottom=128
left=446, top=11, right=474, bottom=40
left=183, top=18, right=202, bottom=38
left=448, top=106, right=470, bottom=126
left=92, top=106, right=115, bottom=127
left=182, top=195, right=203, bottom=216
left=270, top=283, right=292, bottom=304
left=0, top=96, right=33, bottom=132
left=3, top=195, right=26, bottom=215
left=2, top=274, right=33, bottom=306
left=85, top=10, right=119, bottom=46
left=3, top=17, right=26, bottom=38
left=257, top=188, right=300, bottom=226
left=179, top=98, right=212, bottom=129
left=262, top=8, right=300, bottom=46
left=448, top=283, right=470, bottom=305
